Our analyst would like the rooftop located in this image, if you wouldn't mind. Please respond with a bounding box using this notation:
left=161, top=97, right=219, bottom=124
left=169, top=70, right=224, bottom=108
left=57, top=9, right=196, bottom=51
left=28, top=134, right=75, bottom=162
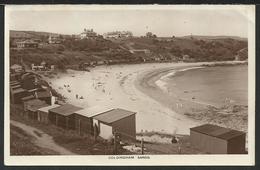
left=190, top=124, right=245, bottom=140
left=11, top=84, right=21, bottom=89
left=36, top=90, right=52, bottom=98
left=93, top=108, right=136, bottom=124
left=49, top=104, right=83, bottom=116
left=11, top=88, right=26, bottom=94
left=38, top=104, right=60, bottom=113
left=74, top=106, right=113, bottom=118
left=21, top=95, right=35, bottom=101
left=25, top=99, right=48, bottom=112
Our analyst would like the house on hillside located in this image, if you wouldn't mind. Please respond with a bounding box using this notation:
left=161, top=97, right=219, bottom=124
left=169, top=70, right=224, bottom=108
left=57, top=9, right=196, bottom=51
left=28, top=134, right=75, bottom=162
left=23, top=99, right=48, bottom=120
left=80, top=28, right=97, bottom=39
left=103, top=31, right=133, bottom=39
left=48, top=35, right=62, bottom=44
left=190, top=124, right=246, bottom=154
left=16, top=40, right=38, bottom=48
left=182, top=54, right=190, bottom=61
left=48, top=104, right=83, bottom=129
left=31, top=63, right=45, bottom=71
left=10, top=64, right=23, bottom=73
left=92, top=108, right=136, bottom=141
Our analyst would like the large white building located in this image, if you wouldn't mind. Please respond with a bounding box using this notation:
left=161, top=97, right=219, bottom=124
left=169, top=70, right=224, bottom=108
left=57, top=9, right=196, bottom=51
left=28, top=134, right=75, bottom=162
left=80, top=28, right=97, bottom=39
left=103, top=31, right=133, bottom=39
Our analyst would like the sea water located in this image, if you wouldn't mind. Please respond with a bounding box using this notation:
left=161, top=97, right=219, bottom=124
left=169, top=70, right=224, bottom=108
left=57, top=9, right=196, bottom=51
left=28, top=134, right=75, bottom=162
left=162, top=65, right=248, bottom=107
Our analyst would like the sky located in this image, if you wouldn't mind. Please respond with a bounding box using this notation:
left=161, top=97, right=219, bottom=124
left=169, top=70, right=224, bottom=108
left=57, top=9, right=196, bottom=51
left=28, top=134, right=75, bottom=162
left=8, top=6, right=250, bottom=37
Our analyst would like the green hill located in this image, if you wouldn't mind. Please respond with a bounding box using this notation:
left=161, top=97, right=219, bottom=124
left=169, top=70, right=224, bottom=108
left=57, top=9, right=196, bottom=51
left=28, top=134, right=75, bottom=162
left=10, top=30, right=248, bottom=70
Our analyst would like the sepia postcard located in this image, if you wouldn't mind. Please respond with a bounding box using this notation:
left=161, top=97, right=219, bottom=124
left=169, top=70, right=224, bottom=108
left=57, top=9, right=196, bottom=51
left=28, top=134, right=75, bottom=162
left=4, top=5, right=255, bottom=166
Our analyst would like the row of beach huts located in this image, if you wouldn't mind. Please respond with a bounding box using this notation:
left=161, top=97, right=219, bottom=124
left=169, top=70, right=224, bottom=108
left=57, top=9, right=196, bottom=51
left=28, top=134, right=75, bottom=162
left=10, top=68, right=137, bottom=142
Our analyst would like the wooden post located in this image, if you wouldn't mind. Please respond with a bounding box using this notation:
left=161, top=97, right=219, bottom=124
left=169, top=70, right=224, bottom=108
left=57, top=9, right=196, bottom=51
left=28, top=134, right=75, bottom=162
left=79, top=119, right=81, bottom=135
left=55, top=114, right=58, bottom=126
left=178, top=146, right=181, bottom=154
left=113, top=131, right=117, bottom=155
left=141, top=138, right=144, bottom=155
left=94, top=124, right=97, bottom=142
left=66, top=117, right=69, bottom=130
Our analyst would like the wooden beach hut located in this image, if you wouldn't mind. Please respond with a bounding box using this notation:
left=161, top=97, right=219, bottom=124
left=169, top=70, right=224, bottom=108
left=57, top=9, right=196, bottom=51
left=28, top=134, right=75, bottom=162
left=35, top=89, right=52, bottom=105
left=10, top=88, right=28, bottom=104
left=37, top=104, right=60, bottom=123
left=190, top=124, right=246, bottom=154
left=92, top=108, right=136, bottom=141
left=48, top=104, right=83, bottom=129
left=73, top=106, right=113, bottom=135
left=24, top=99, right=48, bottom=120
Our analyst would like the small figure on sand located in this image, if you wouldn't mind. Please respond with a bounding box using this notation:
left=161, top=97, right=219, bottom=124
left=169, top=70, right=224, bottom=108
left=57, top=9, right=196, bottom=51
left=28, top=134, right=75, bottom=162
left=80, top=96, right=84, bottom=99
left=76, top=94, right=78, bottom=99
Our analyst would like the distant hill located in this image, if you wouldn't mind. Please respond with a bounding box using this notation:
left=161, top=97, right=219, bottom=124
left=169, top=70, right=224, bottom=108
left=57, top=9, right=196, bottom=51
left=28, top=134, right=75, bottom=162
left=180, top=35, right=247, bottom=41
left=10, top=30, right=70, bottom=39
left=9, top=30, right=248, bottom=69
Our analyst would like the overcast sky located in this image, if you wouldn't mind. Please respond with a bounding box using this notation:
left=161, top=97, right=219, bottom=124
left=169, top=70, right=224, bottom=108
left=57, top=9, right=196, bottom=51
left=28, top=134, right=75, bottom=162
left=8, top=6, right=250, bottom=37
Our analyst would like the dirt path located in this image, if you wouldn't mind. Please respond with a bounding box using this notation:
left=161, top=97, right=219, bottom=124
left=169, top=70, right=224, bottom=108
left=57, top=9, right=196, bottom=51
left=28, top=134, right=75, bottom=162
left=11, top=120, right=75, bottom=155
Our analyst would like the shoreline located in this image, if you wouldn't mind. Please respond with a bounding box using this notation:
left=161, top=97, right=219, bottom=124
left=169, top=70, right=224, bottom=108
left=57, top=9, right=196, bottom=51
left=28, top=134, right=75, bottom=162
left=135, top=62, right=248, bottom=133
left=44, top=61, right=248, bottom=142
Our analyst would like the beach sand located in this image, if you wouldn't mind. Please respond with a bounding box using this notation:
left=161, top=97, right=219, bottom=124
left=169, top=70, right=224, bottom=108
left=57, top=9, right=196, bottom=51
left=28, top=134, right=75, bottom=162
left=46, top=61, right=247, bottom=139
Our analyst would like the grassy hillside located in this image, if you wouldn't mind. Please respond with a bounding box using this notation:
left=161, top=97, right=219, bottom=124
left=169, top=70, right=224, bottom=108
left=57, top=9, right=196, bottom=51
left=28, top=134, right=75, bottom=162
left=10, top=30, right=248, bottom=69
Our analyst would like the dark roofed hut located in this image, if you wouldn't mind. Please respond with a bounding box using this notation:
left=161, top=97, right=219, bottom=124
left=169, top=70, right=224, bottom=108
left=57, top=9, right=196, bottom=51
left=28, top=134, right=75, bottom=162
left=190, top=124, right=246, bottom=154
left=92, top=108, right=136, bottom=141
left=49, top=104, right=83, bottom=129
left=37, top=104, right=60, bottom=124
left=23, top=99, right=48, bottom=120
left=73, top=106, right=113, bottom=136
left=36, top=90, right=52, bottom=105
left=10, top=88, right=28, bottom=104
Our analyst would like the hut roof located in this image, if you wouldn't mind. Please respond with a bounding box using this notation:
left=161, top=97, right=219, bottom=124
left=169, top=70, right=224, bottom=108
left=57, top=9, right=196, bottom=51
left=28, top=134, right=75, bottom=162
left=11, top=88, right=26, bottom=94
left=38, top=104, right=60, bottom=113
left=36, top=90, right=52, bottom=98
left=190, top=124, right=245, bottom=140
left=93, top=108, right=136, bottom=124
left=21, top=95, right=35, bottom=101
left=11, top=84, right=21, bottom=89
left=74, top=106, right=113, bottom=118
left=10, top=81, right=20, bottom=86
left=25, top=99, right=48, bottom=112
left=49, top=104, right=83, bottom=116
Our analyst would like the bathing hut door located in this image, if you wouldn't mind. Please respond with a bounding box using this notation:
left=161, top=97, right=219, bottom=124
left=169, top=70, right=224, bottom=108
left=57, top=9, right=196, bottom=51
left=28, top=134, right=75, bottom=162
left=99, top=123, right=113, bottom=140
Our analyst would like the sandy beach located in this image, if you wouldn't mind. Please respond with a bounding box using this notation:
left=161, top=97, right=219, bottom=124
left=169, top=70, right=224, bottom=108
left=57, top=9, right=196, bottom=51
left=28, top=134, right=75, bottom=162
left=46, top=61, right=247, bottom=138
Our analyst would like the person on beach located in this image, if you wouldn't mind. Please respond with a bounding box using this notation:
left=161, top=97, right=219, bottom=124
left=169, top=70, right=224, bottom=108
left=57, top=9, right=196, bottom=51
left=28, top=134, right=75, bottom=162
left=76, top=94, right=78, bottom=99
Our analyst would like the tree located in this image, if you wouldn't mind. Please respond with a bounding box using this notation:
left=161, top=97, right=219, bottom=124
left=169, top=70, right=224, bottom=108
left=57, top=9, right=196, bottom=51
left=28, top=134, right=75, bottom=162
left=146, top=32, right=153, bottom=38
